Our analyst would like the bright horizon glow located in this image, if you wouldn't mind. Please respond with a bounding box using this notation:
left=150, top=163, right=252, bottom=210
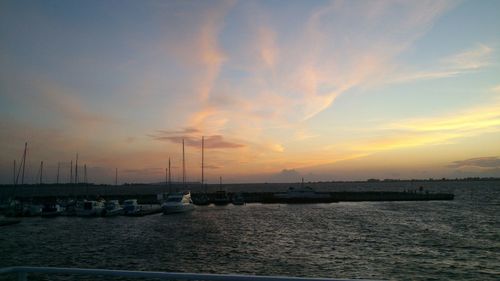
left=1, top=0, right=500, bottom=184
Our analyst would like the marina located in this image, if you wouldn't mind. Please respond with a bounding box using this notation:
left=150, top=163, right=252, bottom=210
left=1, top=185, right=454, bottom=218
left=2, top=1, right=499, bottom=280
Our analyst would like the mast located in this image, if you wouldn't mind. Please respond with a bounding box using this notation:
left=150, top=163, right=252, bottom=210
left=168, top=157, right=171, bottom=193
left=20, top=142, right=27, bottom=185
left=12, top=160, right=15, bottom=185
left=84, top=164, right=87, bottom=184
left=39, top=161, right=43, bottom=184
left=182, top=139, right=186, bottom=187
left=75, top=153, right=79, bottom=184
left=219, top=176, right=222, bottom=191
left=201, top=136, right=204, bottom=191
left=115, top=168, right=118, bottom=186
left=56, top=162, right=60, bottom=184
left=165, top=168, right=168, bottom=186
left=70, top=160, right=73, bottom=184
left=85, top=164, right=89, bottom=199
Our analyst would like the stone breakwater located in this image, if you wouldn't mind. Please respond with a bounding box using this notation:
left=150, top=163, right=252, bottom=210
left=1, top=182, right=453, bottom=205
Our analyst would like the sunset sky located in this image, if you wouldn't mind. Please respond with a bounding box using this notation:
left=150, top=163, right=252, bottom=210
left=1, top=0, right=500, bottom=184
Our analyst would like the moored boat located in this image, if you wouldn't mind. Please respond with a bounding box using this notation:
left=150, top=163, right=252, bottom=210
left=162, top=192, right=195, bottom=214
left=22, top=203, right=42, bottom=217
left=41, top=203, right=63, bottom=218
left=123, top=199, right=142, bottom=215
left=4, top=200, right=24, bottom=217
left=232, top=193, right=245, bottom=205
left=76, top=200, right=106, bottom=217
left=102, top=200, right=123, bottom=217
left=274, top=178, right=331, bottom=203
left=213, top=190, right=230, bottom=205
left=193, top=193, right=210, bottom=205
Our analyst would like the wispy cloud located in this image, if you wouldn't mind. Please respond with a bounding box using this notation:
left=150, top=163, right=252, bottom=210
left=393, top=44, right=494, bottom=82
left=149, top=129, right=244, bottom=149
left=448, top=156, right=500, bottom=168
left=352, top=96, right=500, bottom=153
left=181, top=0, right=455, bottom=146
left=166, top=1, right=233, bottom=102
left=3, top=77, right=112, bottom=128
left=123, top=168, right=163, bottom=175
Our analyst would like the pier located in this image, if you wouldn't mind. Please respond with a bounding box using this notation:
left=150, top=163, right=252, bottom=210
left=0, top=182, right=454, bottom=206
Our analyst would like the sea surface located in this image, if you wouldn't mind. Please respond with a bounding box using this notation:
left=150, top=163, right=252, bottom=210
left=1, top=181, right=499, bottom=281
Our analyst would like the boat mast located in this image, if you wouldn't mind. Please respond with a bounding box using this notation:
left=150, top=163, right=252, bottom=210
left=39, top=161, right=43, bottom=185
left=84, top=164, right=87, bottom=184
left=84, top=164, right=89, bottom=198
left=56, top=162, right=60, bottom=184
left=219, top=176, right=222, bottom=191
left=13, top=160, right=16, bottom=185
left=182, top=138, right=186, bottom=187
left=168, top=157, right=171, bottom=193
left=201, top=136, right=204, bottom=192
left=115, top=168, right=118, bottom=186
left=17, top=142, right=27, bottom=185
left=75, top=153, right=79, bottom=184
left=70, top=160, right=73, bottom=184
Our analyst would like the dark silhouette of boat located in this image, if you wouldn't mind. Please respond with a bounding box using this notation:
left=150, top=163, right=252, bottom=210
left=213, top=177, right=230, bottom=205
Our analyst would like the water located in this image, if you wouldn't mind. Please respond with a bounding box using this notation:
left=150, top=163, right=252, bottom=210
left=1, top=181, right=499, bottom=281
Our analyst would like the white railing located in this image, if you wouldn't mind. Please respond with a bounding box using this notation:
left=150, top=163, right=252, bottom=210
left=0, top=266, right=382, bottom=281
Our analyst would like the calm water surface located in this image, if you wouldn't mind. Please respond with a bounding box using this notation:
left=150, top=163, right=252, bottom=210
left=1, top=182, right=499, bottom=281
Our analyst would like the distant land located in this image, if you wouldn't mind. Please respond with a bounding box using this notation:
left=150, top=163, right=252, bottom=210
left=2, top=176, right=500, bottom=187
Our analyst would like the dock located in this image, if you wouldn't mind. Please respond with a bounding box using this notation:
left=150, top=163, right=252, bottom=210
left=0, top=182, right=455, bottom=207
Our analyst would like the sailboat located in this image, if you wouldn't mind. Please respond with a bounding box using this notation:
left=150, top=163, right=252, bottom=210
left=274, top=178, right=331, bottom=203
left=6, top=142, right=41, bottom=217
left=162, top=138, right=195, bottom=214
left=195, top=136, right=210, bottom=205
left=213, top=176, right=230, bottom=205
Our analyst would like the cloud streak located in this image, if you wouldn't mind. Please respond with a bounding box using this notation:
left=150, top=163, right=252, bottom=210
left=181, top=0, right=456, bottom=144
left=351, top=96, right=500, bottom=153
left=448, top=157, right=500, bottom=169
left=393, top=44, right=494, bottom=82
left=149, top=129, right=245, bottom=149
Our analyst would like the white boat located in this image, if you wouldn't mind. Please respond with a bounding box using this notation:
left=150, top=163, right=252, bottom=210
left=22, top=203, right=42, bottom=217
left=162, top=192, right=195, bottom=214
left=102, top=200, right=123, bottom=217
left=60, top=200, right=77, bottom=216
left=76, top=200, right=105, bottom=217
left=123, top=199, right=142, bottom=215
left=274, top=179, right=331, bottom=203
left=4, top=200, right=24, bottom=217
left=41, top=203, right=63, bottom=217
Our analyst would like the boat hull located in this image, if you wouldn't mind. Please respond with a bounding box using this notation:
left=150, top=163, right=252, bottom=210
left=103, top=208, right=124, bottom=217
left=41, top=211, right=62, bottom=218
left=76, top=208, right=105, bottom=217
left=162, top=204, right=194, bottom=214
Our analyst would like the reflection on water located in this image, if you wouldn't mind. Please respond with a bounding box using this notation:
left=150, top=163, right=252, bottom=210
left=1, top=182, right=499, bottom=281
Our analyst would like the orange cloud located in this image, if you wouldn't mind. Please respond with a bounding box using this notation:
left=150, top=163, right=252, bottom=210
left=149, top=129, right=245, bottom=150
left=166, top=2, right=233, bottom=102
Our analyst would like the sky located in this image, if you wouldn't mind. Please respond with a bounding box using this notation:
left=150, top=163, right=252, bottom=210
left=1, top=0, right=500, bottom=184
